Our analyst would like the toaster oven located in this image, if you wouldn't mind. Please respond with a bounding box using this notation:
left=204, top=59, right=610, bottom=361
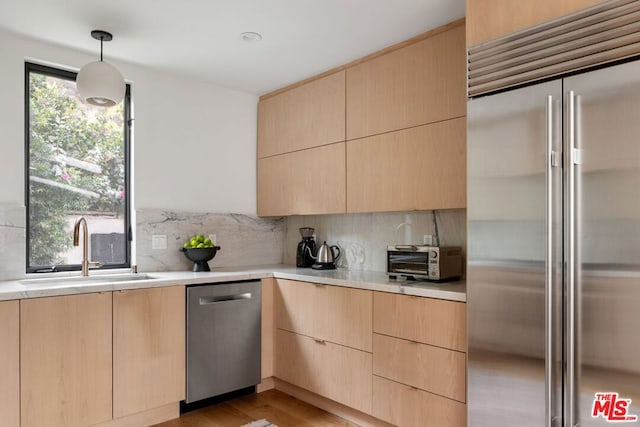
left=387, top=245, right=463, bottom=281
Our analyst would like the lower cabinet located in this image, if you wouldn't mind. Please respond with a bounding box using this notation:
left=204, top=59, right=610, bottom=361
left=275, top=329, right=373, bottom=414
left=19, top=286, right=185, bottom=427
left=113, top=286, right=185, bottom=418
left=372, top=376, right=466, bottom=427
left=273, top=282, right=467, bottom=425
left=373, top=333, right=466, bottom=402
left=21, top=292, right=113, bottom=427
left=0, top=300, right=19, bottom=427
left=372, top=291, right=467, bottom=426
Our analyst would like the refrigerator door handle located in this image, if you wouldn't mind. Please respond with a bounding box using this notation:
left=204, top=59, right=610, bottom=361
left=545, top=94, right=555, bottom=427
left=567, top=90, right=578, bottom=427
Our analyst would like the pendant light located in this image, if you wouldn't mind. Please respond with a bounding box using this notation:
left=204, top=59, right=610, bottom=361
left=76, top=30, right=125, bottom=107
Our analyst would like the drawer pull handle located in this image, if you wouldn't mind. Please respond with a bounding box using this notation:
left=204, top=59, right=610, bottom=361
left=313, top=338, right=326, bottom=344
left=199, top=293, right=252, bottom=305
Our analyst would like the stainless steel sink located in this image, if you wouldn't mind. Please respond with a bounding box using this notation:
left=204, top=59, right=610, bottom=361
left=20, top=273, right=158, bottom=286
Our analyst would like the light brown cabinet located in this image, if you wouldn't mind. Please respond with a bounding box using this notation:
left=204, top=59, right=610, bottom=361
left=373, top=333, right=466, bottom=402
left=346, top=22, right=466, bottom=140
left=261, top=278, right=276, bottom=380
left=0, top=300, right=19, bottom=427
left=373, top=291, right=467, bottom=352
left=346, top=118, right=466, bottom=213
left=372, top=376, right=466, bottom=427
left=258, top=71, right=345, bottom=159
left=113, top=286, right=185, bottom=418
left=466, top=0, right=603, bottom=47
left=21, top=293, right=113, bottom=427
left=257, top=142, right=346, bottom=216
left=257, top=19, right=467, bottom=217
left=275, top=278, right=372, bottom=352
left=274, top=279, right=374, bottom=415
left=372, top=291, right=467, bottom=426
left=275, top=329, right=373, bottom=414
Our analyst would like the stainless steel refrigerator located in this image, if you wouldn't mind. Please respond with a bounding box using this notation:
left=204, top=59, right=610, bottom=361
left=468, top=58, right=640, bottom=426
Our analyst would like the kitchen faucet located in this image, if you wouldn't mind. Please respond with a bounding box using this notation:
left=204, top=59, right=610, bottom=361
left=72, top=216, right=104, bottom=276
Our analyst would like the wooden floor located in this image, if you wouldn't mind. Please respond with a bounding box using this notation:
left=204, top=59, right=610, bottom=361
left=153, top=389, right=357, bottom=427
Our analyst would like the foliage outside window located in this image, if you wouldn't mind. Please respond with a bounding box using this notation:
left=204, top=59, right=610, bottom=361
left=26, top=63, right=131, bottom=272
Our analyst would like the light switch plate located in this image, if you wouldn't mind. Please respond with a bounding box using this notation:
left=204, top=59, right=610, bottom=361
left=152, top=234, right=167, bottom=250
left=423, top=235, right=433, bottom=245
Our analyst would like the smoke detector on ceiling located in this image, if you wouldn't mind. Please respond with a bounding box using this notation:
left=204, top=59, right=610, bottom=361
left=240, top=32, right=263, bottom=43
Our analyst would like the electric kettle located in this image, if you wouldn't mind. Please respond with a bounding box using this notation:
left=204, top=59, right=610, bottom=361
left=308, top=241, right=341, bottom=270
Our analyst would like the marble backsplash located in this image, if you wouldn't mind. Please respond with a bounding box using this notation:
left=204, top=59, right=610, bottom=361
left=284, top=209, right=466, bottom=272
left=136, top=210, right=285, bottom=272
left=0, top=204, right=26, bottom=281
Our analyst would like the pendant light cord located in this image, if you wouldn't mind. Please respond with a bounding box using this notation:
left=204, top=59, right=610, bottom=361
left=100, top=37, right=103, bottom=61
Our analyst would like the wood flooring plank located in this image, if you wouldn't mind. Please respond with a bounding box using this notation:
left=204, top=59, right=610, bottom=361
left=227, top=393, right=315, bottom=427
left=259, top=390, right=354, bottom=426
left=152, top=390, right=357, bottom=427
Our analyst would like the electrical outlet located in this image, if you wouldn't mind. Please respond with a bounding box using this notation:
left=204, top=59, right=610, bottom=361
left=423, top=234, right=433, bottom=245
left=209, top=234, right=217, bottom=245
left=151, top=234, right=167, bottom=250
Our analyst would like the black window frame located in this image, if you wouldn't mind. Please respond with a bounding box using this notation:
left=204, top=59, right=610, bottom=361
left=24, top=62, right=132, bottom=273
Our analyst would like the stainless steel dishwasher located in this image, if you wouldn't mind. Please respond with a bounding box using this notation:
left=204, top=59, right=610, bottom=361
left=185, top=280, right=261, bottom=403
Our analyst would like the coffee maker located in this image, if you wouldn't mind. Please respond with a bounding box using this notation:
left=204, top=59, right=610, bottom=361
left=296, top=227, right=317, bottom=268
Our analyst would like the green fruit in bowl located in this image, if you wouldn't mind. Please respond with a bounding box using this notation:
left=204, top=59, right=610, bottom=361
left=183, top=242, right=190, bottom=248
left=204, top=237, right=212, bottom=246
left=196, top=234, right=205, bottom=243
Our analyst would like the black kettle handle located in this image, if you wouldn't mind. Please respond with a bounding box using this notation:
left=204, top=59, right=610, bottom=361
left=331, top=245, right=341, bottom=261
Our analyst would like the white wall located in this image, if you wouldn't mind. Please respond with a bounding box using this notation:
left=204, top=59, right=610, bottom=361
left=0, top=28, right=258, bottom=214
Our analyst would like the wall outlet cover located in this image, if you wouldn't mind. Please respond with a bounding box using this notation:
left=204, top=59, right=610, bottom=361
left=209, top=234, right=217, bottom=245
left=152, top=234, right=168, bottom=250
left=423, top=234, right=433, bottom=245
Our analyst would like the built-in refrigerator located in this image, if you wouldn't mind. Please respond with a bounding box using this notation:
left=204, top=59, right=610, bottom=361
left=467, top=57, right=640, bottom=426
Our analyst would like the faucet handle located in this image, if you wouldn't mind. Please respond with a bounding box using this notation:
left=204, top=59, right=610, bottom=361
left=88, top=261, right=104, bottom=270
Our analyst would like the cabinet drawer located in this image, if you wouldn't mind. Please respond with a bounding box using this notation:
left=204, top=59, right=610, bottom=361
left=373, top=375, right=466, bottom=427
left=373, top=334, right=465, bottom=402
left=374, top=292, right=466, bottom=351
left=276, top=279, right=372, bottom=352
left=275, top=329, right=372, bottom=414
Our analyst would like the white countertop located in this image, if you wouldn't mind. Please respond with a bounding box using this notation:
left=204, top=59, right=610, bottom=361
left=0, top=264, right=466, bottom=302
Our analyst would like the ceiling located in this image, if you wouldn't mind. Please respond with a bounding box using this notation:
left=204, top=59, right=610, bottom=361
left=0, top=0, right=465, bottom=95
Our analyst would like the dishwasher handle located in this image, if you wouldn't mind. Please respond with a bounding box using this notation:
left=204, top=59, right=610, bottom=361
left=199, top=292, right=252, bottom=305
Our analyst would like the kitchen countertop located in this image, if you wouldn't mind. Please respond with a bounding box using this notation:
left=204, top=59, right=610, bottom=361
left=0, top=264, right=466, bottom=302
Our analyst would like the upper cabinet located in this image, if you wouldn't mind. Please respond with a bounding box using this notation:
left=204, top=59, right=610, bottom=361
left=466, top=0, right=604, bottom=47
left=346, top=22, right=466, bottom=140
left=257, top=143, right=346, bottom=216
left=256, top=19, right=467, bottom=217
left=347, top=118, right=466, bottom=213
left=258, top=71, right=346, bottom=158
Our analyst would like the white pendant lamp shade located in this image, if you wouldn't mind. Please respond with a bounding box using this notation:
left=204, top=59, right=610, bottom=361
left=76, top=60, right=125, bottom=106
left=76, top=30, right=125, bottom=107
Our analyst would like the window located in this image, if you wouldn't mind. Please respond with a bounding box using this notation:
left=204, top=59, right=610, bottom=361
left=25, top=62, right=131, bottom=273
